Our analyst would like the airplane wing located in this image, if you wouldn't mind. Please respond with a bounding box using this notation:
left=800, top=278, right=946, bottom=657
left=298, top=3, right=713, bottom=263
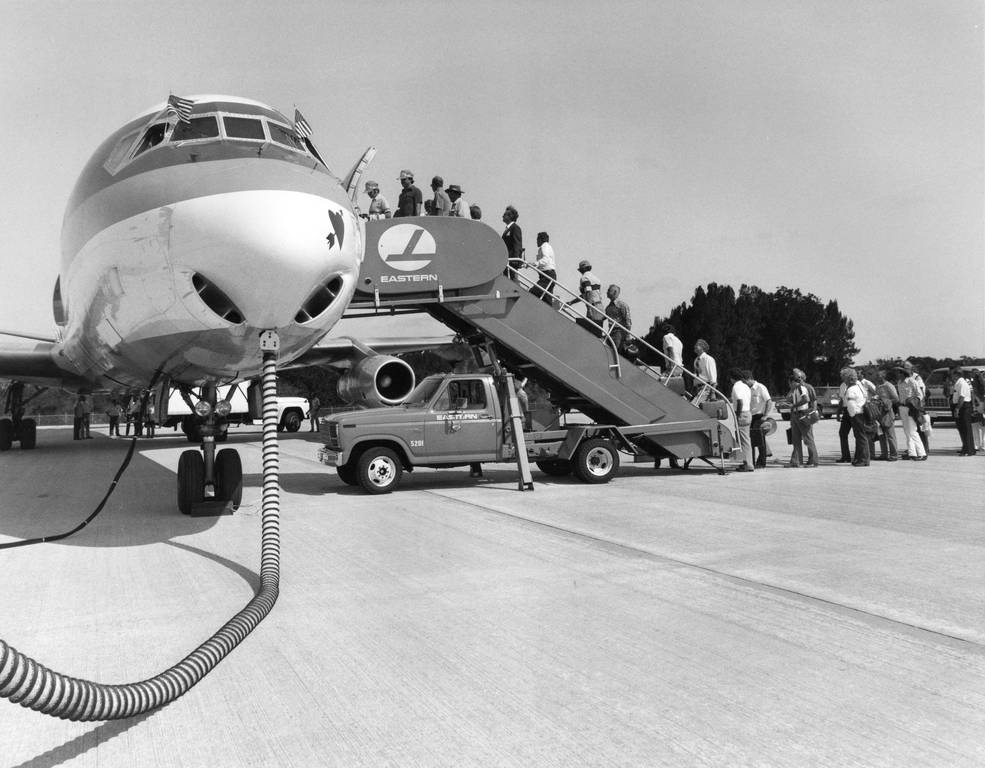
left=0, top=339, right=88, bottom=388
left=283, top=335, right=470, bottom=371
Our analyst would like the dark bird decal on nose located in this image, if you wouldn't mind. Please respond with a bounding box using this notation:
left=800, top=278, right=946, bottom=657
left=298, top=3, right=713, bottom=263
left=326, top=209, right=346, bottom=250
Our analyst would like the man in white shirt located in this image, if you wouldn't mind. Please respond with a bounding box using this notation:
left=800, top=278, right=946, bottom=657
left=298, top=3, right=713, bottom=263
left=951, top=367, right=976, bottom=455
left=531, top=232, right=557, bottom=306
left=729, top=368, right=754, bottom=471
left=661, top=324, right=684, bottom=376
left=693, top=339, right=717, bottom=404
left=447, top=184, right=469, bottom=218
left=840, top=367, right=870, bottom=466
left=745, top=370, right=772, bottom=468
left=897, top=361, right=927, bottom=460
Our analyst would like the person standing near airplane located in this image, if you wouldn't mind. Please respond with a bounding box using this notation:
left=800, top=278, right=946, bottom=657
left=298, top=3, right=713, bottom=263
left=105, top=399, right=123, bottom=437
left=308, top=395, right=321, bottom=433
left=429, top=176, right=451, bottom=216
left=362, top=181, right=391, bottom=220
left=394, top=170, right=422, bottom=217
left=502, top=205, right=523, bottom=272
left=729, top=368, right=754, bottom=472
left=81, top=396, right=93, bottom=439
left=745, top=370, right=773, bottom=468
left=447, top=184, right=469, bottom=217
left=73, top=396, right=85, bottom=440
left=469, top=203, right=482, bottom=220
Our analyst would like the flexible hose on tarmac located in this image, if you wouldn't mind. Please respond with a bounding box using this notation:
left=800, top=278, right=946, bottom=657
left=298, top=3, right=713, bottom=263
left=0, top=350, right=281, bottom=721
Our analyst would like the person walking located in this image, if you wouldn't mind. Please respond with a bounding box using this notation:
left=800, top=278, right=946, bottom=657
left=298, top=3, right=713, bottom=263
left=604, top=284, right=632, bottom=353
left=501, top=205, right=523, bottom=272
left=428, top=176, right=451, bottom=216
left=394, top=170, right=422, bottom=217
left=661, top=323, right=684, bottom=377
left=569, top=260, right=605, bottom=334
left=362, top=181, right=391, bottom=220
left=447, top=184, right=469, bottom=218
left=693, top=339, right=718, bottom=401
left=788, top=370, right=818, bottom=468
left=746, top=370, right=773, bottom=468
left=729, top=368, right=754, bottom=471
left=531, top=232, right=557, bottom=305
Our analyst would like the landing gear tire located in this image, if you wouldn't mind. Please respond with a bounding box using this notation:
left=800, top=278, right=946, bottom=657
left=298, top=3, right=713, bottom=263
left=177, top=449, right=205, bottom=514
left=0, top=419, right=12, bottom=451
left=356, top=447, right=402, bottom=494
left=215, top=448, right=243, bottom=508
left=18, top=418, right=36, bottom=449
left=281, top=411, right=302, bottom=433
left=536, top=459, right=572, bottom=477
left=572, top=438, right=619, bottom=484
left=336, top=462, right=359, bottom=486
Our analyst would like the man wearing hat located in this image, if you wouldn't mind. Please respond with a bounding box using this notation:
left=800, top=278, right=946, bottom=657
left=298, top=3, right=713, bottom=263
left=447, top=184, right=469, bottom=218
left=362, top=180, right=391, bottom=220
left=429, top=176, right=451, bottom=216
left=568, top=259, right=604, bottom=333
left=394, top=170, right=422, bottom=217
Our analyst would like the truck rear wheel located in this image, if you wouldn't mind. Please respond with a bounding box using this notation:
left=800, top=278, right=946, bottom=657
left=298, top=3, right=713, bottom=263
left=357, top=447, right=403, bottom=494
left=572, top=438, right=619, bottom=484
left=536, top=459, right=572, bottom=477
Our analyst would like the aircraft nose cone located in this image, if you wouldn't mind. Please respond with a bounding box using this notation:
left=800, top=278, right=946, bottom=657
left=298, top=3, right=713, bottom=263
left=170, top=190, right=361, bottom=329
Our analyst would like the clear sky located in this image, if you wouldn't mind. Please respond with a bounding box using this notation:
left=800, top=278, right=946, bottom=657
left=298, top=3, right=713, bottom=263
left=1, top=0, right=982, bottom=362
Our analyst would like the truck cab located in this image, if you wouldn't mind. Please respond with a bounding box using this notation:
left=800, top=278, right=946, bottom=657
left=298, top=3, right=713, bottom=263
left=318, top=374, right=514, bottom=492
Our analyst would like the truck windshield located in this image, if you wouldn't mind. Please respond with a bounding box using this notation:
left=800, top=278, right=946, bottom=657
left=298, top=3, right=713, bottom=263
left=404, top=377, right=443, bottom=407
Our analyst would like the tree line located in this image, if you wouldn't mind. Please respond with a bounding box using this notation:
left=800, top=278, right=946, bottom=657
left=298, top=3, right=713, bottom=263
left=641, top=283, right=859, bottom=395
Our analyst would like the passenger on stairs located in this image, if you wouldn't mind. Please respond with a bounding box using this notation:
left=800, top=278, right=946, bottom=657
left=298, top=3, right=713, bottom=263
left=530, top=232, right=557, bottom=306
left=604, top=284, right=632, bottom=354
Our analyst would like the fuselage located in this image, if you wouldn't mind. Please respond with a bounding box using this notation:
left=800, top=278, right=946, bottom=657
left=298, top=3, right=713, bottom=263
left=55, top=95, right=362, bottom=389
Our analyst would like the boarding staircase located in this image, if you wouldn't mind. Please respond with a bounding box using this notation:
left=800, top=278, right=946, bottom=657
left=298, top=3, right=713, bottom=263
left=344, top=217, right=737, bottom=463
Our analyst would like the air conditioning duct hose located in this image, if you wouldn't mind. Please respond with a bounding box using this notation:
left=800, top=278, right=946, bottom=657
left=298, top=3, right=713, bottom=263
left=0, top=349, right=281, bottom=721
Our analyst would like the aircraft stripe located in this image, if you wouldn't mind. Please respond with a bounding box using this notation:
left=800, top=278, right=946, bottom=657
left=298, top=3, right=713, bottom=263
left=62, top=158, right=349, bottom=258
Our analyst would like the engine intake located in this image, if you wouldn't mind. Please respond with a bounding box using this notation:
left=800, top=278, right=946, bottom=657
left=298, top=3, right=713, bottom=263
left=336, top=355, right=415, bottom=407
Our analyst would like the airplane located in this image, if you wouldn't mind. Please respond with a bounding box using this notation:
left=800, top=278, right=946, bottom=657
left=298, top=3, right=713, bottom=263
left=0, top=94, right=438, bottom=513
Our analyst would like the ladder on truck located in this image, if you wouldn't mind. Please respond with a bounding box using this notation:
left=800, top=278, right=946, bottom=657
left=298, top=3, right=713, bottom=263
left=345, top=217, right=739, bottom=468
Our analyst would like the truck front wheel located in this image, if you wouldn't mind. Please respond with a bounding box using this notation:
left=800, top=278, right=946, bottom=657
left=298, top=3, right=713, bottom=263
left=357, top=447, right=403, bottom=494
left=336, top=462, right=359, bottom=486
left=572, top=438, right=619, bottom=484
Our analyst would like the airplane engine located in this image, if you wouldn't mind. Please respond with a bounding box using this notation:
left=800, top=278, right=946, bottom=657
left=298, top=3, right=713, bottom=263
left=337, top=356, right=416, bottom=408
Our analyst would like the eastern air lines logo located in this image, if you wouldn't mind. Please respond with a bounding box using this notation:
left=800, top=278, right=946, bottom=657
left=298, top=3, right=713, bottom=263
left=377, top=225, right=439, bottom=283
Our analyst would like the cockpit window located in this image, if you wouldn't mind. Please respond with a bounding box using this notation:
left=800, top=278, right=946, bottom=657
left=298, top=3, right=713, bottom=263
left=170, top=115, right=220, bottom=142
left=223, top=116, right=266, bottom=140
left=267, top=121, right=306, bottom=150
left=132, top=123, right=168, bottom=158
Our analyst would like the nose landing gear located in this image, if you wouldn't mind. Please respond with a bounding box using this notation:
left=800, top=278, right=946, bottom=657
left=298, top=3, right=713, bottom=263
left=176, top=383, right=243, bottom=516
